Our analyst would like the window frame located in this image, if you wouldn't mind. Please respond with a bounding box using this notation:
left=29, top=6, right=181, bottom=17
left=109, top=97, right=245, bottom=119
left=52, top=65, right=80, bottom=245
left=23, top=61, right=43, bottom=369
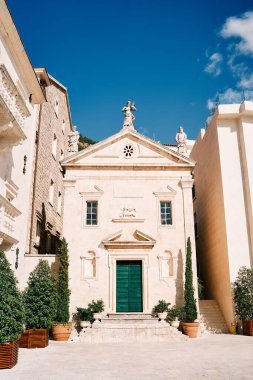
left=160, top=201, right=173, bottom=226
left=81, top=198, right=101, bottom=228
left=80, top=251, right=98, bottom=280
left=156, top=198, right=175, bottom=229
left=86, top=200, right=98, bottom=226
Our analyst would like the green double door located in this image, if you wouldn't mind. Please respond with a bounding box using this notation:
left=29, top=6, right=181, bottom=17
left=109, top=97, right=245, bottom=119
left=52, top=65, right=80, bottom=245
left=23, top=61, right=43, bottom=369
left=116, top=261, right=143, bottom=312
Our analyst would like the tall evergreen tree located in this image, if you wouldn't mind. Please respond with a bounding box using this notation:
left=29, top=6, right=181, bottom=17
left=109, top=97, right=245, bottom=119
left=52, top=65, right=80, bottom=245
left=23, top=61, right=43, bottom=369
left=0, top=251, right=24, bottom=342
left=55, top=238, right=70, bottom=323
left=23, top=260, right=58, bottom=329
left=184, top=237, right=197, bottom=322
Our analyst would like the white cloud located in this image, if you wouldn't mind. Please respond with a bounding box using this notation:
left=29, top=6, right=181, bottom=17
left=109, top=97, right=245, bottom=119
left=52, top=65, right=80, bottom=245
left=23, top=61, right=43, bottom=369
left=220, top=11, right=253, bottom=56
left=219, top=88, right=242, bottom=103
left=204, top=52, right=223, bottom=76
left=207, top=99, right=215, bottom=111
left=205, top=11, right=253, bottom=111
left=237, top=73, right=253, bottom=89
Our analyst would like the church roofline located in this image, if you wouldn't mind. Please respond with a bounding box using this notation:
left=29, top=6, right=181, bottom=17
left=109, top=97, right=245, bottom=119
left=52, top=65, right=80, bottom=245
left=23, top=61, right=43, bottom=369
left=62, top=127, right=195, bottom=167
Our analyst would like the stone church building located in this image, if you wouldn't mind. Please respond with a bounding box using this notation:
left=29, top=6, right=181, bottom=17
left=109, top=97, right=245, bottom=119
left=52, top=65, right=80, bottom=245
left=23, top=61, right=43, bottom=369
left=62, top=105, right=198, bottom=314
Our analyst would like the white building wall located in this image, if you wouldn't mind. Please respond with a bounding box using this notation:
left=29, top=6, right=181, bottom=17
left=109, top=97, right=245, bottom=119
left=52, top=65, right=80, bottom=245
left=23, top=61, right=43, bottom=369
left=63, top=133, right=197, bottom=316
left=0, top=9, right=44, bottom=274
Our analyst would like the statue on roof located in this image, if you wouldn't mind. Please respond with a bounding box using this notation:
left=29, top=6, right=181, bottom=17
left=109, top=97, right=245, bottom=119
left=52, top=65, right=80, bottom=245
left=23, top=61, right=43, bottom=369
left=122, top=101, right=136, bottom=129
left=175, top=126, right=187, bottom=154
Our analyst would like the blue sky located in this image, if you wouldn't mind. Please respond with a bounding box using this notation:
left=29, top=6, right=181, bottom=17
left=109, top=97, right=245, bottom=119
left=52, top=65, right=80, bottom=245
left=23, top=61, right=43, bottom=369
left=7, top=0, right=253, bottom=143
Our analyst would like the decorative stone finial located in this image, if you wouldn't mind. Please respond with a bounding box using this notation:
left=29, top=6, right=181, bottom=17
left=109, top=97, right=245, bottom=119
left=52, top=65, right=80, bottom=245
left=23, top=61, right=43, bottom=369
left=122, top=101, right=136, bottom=129
left=175, top=126, right=187, bottom=154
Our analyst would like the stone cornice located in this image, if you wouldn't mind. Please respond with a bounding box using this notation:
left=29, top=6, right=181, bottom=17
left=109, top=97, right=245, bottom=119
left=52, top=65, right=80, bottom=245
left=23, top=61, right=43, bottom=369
left=0, top=65, right=30, bottom=128
left=63, top=164, right=194, bottom=171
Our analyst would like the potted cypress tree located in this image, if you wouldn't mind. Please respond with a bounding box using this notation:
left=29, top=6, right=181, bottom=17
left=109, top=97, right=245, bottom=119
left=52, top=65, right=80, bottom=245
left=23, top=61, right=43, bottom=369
left=20, top=260, right=58, bottom=348
left=0, top=251, right=24, bottom=368
left=182, top=237, right=199, bottom=338
left=233, top=266, right=253, bottom=336
left=52, top=238, right=72, bottom=341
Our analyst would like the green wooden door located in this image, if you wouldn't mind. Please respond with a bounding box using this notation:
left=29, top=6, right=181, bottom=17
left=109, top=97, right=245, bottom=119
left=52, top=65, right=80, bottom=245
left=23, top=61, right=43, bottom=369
left=116, top=261, right=143, bottom=312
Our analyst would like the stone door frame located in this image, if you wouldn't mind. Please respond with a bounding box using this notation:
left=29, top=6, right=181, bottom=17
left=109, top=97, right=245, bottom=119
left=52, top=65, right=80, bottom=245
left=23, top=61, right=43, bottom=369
left=108, top=251, right=150, bottom=313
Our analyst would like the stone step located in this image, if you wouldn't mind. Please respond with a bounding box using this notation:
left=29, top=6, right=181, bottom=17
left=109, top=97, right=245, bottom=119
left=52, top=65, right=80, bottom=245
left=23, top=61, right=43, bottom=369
left=107, top=313, right=153, bottom=319
left=75, top=322, right=188, bottom=343
left=101, top=317, right=159, bottom=325
left=97, top=322, right=165, bottom=329
left=199, top=299, right=229, bottom=333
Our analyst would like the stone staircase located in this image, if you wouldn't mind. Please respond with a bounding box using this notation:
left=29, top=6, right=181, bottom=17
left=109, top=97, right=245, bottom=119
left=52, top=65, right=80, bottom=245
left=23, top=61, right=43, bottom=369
left=199, top=300, right=228, bottom=333
left=70, top=313, right=188, bottom=343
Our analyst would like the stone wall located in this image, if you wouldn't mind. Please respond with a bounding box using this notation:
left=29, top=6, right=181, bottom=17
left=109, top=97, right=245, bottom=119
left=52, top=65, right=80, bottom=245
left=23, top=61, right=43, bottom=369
left=25, top=79, right=72, bottom=266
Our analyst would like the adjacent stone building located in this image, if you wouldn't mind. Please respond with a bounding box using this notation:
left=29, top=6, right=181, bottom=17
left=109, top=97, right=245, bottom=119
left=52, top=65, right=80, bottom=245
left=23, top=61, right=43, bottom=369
left=0, top=2, right=79, bottom=288
left=62, top=105, right=198, bottom=315
left=19, top=68, right=78, bottom=287
left=190, top=101, right=253, bottom=329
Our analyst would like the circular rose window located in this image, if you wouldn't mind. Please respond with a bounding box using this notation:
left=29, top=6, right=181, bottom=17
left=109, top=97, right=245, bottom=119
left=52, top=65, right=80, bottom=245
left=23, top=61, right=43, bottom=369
left=123, top=144, right=134, bottom=158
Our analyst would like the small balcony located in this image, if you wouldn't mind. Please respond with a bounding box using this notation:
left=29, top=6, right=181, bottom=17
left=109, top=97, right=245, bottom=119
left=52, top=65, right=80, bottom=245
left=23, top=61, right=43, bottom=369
left=0, top=65, right=30, bottom=153
left=0, top=194, right=21, bottom=248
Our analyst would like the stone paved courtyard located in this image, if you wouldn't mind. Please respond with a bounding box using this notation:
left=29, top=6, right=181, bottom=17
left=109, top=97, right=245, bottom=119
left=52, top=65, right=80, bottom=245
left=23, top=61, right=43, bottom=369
left=1, top=334, right=253, bottom=380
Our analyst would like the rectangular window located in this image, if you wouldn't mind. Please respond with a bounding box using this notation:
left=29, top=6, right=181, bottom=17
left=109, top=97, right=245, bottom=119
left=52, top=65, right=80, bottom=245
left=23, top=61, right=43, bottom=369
left=52, top=133, right=57, bottom=159
left=160, top=201, right=172, bottom=225
left=57, top=192, right=62, bottom=214
left=35, top=219, right=41, bottom=246
left=49, top=179, right=54, bottom=205
left=86, top=201, right=98, bottom=225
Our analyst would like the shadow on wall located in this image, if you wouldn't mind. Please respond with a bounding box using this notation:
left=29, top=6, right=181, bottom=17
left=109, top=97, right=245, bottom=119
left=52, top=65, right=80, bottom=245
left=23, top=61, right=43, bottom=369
left=175, top=249, right=184, bottom=305
left=39, top=202, right=47, bottom=255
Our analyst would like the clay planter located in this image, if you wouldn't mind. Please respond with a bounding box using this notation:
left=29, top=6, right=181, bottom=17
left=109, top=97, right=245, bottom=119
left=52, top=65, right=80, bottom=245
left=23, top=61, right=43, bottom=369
left=93, top=313, right=102, bottom=322
left=19, top=329, right=48, bottom=348
left=52, top=323, right=72, bottom=341
left=171, top=318, right=180, bottom=328
left=80, top=321, right=91, bottom=328
left=182, top=322, right=199, bottom=338
left=158, top=312, right=167, bottom=321
left=0, top=341, right=19, bottom=369
left=242, top=320, right=253, bottom=336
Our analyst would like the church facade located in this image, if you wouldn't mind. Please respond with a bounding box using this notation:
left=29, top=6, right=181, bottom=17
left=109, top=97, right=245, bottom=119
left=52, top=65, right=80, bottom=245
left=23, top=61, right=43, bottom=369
left=62, top=106, right=198, bottom=315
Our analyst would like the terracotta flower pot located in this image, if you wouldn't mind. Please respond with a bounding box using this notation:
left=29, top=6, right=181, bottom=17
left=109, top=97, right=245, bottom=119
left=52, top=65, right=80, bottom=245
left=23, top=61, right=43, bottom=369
left=182, top=322, right=199, bottom=338
left=52, top=323, right=72, bottom=341
left=0, top=341, right=18, bottom=369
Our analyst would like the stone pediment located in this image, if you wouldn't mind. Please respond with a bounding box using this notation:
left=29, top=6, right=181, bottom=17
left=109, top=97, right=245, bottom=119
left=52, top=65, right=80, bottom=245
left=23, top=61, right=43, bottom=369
left=102, top=229, right=156, bottom=250
left=62, top=128, right=195, bottom=169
